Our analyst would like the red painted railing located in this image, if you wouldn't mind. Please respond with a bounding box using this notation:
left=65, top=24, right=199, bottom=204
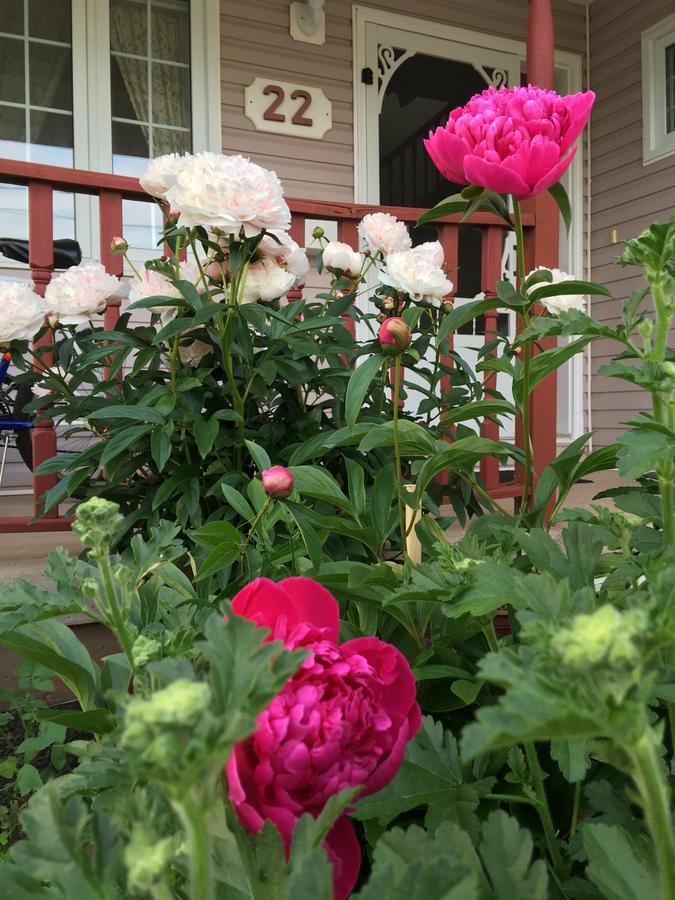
left=0, top=158, right=557, bottom=532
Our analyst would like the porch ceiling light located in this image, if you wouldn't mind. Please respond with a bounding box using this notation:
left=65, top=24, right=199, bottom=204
left=289, top=0, right=326, bottom=46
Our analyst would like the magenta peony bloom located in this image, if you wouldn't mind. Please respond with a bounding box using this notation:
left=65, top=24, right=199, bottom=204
left=226, top=577, right=421, bottom=899
left=261, top=465, right=294, bottom=499
left=378, top=316, right=411, bottom=351
left=424, top=85, right=595, bottom=200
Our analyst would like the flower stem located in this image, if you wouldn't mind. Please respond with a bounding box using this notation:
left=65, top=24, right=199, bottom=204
left=569, top=780, right=581, bottom=839
left=177, top=799, right=213, bottom=900
left=392, top=355, right=408, bottom=562
left=627, top=729, right=675, bottom=900
left=512, top=199, right=534, bottom=510
left=524, top=741, right=565, bottom=879
left=97, top=551, right=134, bottom=677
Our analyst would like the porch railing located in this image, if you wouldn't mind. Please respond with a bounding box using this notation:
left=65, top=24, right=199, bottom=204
left=0, top=157, right=557, bottom=533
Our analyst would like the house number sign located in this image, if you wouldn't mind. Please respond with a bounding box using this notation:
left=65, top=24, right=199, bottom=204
left=244, top=77, right=332, bottom=139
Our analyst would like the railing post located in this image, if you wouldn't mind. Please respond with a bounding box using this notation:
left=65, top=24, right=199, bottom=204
left=525, top=0, right=559, bottom=505
left=337, top=218, right=359, bottom=339
left=479, top=226, right=503, bottom=493
left=28, top=181, right=58, bottom=518
left=99, top=190, right=124, bottom=332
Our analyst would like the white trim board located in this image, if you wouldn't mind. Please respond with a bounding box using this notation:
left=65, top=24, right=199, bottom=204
left=351, top=6, right=585, bottom=443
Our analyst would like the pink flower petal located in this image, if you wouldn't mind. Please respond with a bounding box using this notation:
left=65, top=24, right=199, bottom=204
left=463, top=155, right=529, bottom=196
left=558, top=91, right=595, bottom=155
left=528, top=145, right=577, bottom=199
left=277, top=577, right=340, bottom=643
left=325, top=816, right=361, bottom=900
left=424, top=129, right=469, bottom=184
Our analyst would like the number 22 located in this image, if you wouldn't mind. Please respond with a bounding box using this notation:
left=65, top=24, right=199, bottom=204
left=262, top=85, right=313, bottom=127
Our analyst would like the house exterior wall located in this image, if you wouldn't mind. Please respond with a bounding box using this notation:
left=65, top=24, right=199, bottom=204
left=589, top=0, right=675, bottom=446
left=221, top=0, right=587, bottom=201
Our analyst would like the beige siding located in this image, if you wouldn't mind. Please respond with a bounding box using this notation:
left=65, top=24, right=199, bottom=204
left=220, top=0, right=586, bottom=201
left=589, top=0, right=675, bottom=446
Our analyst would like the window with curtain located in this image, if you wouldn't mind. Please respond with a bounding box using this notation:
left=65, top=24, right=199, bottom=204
left=0, top=0, right=75, bottom=241
left=109, top=0, right=192, bottom=251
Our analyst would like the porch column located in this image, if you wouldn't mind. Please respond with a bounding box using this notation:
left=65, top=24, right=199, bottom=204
left=527, top=0, right=554, bottom=89
left=524, top=0, right=558, bottom=507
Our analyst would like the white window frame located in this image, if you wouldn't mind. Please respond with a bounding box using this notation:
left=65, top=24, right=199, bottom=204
left=642, top=12, right=675, bottom=165
left=1, top=0, right=221, bottom=265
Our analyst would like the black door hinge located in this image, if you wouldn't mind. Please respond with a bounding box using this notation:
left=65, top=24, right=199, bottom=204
left=361, top=67, right=374, bottom=85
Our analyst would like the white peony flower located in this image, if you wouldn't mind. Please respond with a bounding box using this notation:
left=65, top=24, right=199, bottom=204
left=240, top=258, right=296, bottom=303
left=0, top=281, right=47, bottom=344
left=259, top=233, right=309, bottom=281
left=358, top=212, right=412, bottom=257
left=380, top=242, right=453, bottom=302
left=322, top=241, right=363, bottom=277
left=45, top=262, right=121, bottom=326
left=527, top=266, right=585, bottom=316
left=165, top=152, right=291, bottom=236
left=127, top=262, right=202, bottom=321
left=139, top=153, right=188, bottom=199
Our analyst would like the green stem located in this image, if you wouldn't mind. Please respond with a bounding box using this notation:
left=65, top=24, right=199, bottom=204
left=169, top=335, right=180, bottom=389
left=178, top=799, right=213, bottom=900
left=482, top=619, right=500, bottom=653
left=392, top=355, right=408, bottom=562
left=512, top=199, right=534, bottom=510
left=628, top=729, right=675, bottom=900
left=486, top=792, right=538, bottom=808
left=97, top=551, right=134, bottom=673
left=524, top=741, right=565, bottom=878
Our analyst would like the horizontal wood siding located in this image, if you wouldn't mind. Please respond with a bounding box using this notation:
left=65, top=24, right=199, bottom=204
left=220, top=0, right=586, bottom=201
left=589, top=0, right=675, bottom=446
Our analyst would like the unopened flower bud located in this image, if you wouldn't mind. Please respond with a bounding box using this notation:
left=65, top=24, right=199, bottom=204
left=381, top=297, right=395, bottom=311
left=312, top=226, right=325, bottom=239
left=442, top=299, right=454, bottom=313
left=378, top=316, right=411, bottom=352
left=47, top=312, right=59, bottom=329
left=262, top=465, right=294, bottom=499
left=637, top=318, right=654, bottom=342
left=110, top=236, right=128, bottom=255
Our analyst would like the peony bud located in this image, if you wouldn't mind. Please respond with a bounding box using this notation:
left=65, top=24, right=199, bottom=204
left=261, top=465, right=294, bottom=499
left=47, top=312, right=59, bottom=329
left=378, top=316, right=411, bottom=352
left=312, top=226, right=325, bottom=239
left=442, top=298, right=454, bottom=313
left=381, top=297, right=395, bottom=311
left=110, top=236, right=128, bottom=255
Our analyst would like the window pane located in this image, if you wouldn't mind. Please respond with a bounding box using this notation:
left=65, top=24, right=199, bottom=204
left=31, top=110, right=73, bottom=151
left=110, top=0, right=148, bottom=55
left=0, top=37, right=25, bottom=103
left=667, top=43, right=675, bottom=134
left=152, top=0, right=190, bottom=63
left=29, top=42, right=72, bottom=111
left=153, top=127, right=191, bottom=156
left=3, top=0, right=24, bottom=35
left=0, top=105, right=26, bottom=145
left=152, top=63, right=190, bottom=128
left=112, top=121, right=150, bottom=172
left=29, top=0, right=71, bottom=43
left=111, top=56, right=148, bottom=121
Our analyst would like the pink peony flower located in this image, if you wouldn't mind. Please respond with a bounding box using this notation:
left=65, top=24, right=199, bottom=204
left=165, top=152, right=291, bottom=236
left=358, top=213, right=411, bottom=257
left=380, top=242, right=453, bottom=303
left=44, top=262, right=122, bottom=326
left=261, top=466, right=294, bottom=499
left=424, top=85, right=595, bottom=200
left=322, top=241, right=363, bottom=277
left=378, top=316, right=411, bottom=351
left=0, top=282, right=47, bottom=345
left=226, top=577, right=421, bottom=900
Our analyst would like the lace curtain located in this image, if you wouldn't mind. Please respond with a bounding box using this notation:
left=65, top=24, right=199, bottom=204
left=109, top=0, right=190, bottom=156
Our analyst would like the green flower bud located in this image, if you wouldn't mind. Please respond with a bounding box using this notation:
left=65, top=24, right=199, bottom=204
left=312, top=226, right=325, bottom=239
left=72, top=497, right=123, bottom=551
left=125, top=824, right=178, bottom=891
left=636, top=318, right=654, bottom=341
left=552, top=605, right=648, bottom=668
left=122, top=680, right=212, bottom=752
left=132, top=634, right=162, bottom=668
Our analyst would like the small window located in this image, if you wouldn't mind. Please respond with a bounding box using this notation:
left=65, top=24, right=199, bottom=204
left=642, top=14, right=675, bottom=164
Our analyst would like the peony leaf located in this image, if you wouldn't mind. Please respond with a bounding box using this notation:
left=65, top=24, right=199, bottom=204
left=584, top=823, right=660, bottom=900
left=548, top=182, right=572, bottom=234
left=345, top=353, right=384, bottom=427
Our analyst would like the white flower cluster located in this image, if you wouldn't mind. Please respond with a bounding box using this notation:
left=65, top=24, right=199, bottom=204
left=380, top=241, right=454, bottom=303
left=0, top=281, right=47, bottom=345
left=526, top=266, right=584, bottom=316
left=139, top=152, right=308, bottom=305
left=45, top=262, right=122, bottom=326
